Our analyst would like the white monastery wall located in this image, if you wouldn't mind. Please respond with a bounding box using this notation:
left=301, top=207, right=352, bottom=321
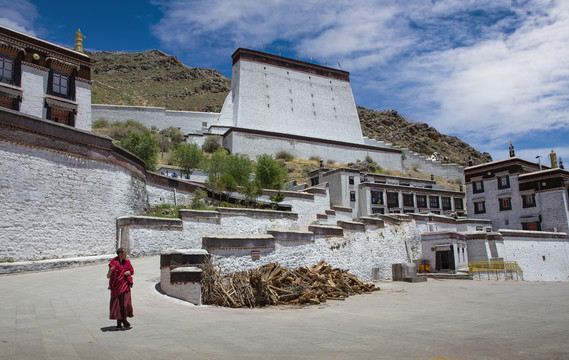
left=146, top=183, right=195, bottom=207
left=212, top=222, right=418, bottom=282
left=500, top=230, right=569, bottom=281
left=19, top=65, right=46, bottom=118
left=230, top=59, right=364, bottom=144
left=539, top=190, right=569, bottom=233
left=225, top=131, right=403, bottom=171
left=0, top=141, right=148, bottom=262
left=258, top=190, right=331, bottom=228
left=91, top=104, right=219, bottom=134
left=75, top=80, right=92, bottom=131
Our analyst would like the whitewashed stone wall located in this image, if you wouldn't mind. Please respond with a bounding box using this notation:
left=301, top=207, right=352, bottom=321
left=226, top=58, right=364, bottom=145
left=258, top=190, right=331, bottom=228
left=146, top=183, right=195, bottom=207
left=91, top=104, right=219, bottom=134
left=75, top=80, right=92, bottom=131
left=19, top=65, right=46, bottom=118
left=0, top=141, right=148, bottom=262
left=123, top=211, right=299, bottom=257
left=500, top=230, right=569, bottom=281
left=539, top=190, right=569, bottom=233
left=212, top=221, right=420, bottom=282
left=225, top=131, right=404, bottom=171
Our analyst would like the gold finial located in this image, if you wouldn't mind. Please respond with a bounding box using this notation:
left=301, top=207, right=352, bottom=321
left=550, top=149, right=558, bottom=168
left=75, top=29, right=84, bottom=53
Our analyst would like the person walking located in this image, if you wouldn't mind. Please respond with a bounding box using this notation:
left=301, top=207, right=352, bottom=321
left=107, top=247, right=134, bottom=330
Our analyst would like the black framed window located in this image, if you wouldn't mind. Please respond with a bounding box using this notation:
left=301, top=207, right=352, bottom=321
left=429, top=196, right=440, bottom=208
left=416, top=195, right=427, bottom=208
left=497, top=175, right=510, bottom=189
left=473, top=180, right=484, bottom=193
left=47, top=68, right=76, bottom=100
left=349, top=191, right=356, bottom=202
left=474, top=201, right=486, bottom=214
left=46, top=104, right=75, bottom=127
left=371, top=190, right=383, bottom=205
left=522, top=194, right=536, bottom=208
left=387, top=192, right=399, bottom=207
left=499, top=197, right=512, bottom=211
left=403, top=193, right=414, bottom=207
left=522, top=221, right=540, bottom=231
left=441, top=197, right=451, bottom=210
left=454, top=198, right=464, bottom=210
left=371, top=207, right=384, bottom=214
left=348, top=176, right=354, bottom=185
left=0, top=56, right=13, bottom=83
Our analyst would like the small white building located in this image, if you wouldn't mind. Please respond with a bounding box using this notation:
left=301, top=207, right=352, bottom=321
left=0, top=25, right=91, bottom=130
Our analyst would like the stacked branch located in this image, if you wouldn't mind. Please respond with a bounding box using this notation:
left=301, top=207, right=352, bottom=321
left=202, top=259, right=379, bottom=308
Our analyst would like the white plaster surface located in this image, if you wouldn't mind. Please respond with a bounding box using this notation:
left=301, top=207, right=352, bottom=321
left=19, top=65, right=46, bottom=118
left=160, top=267, right=202, bottom=305
left=0, top=141, right=148, bottom=261
left=75, top=81, right=92, bottom=131
left=91, top=104, right=219, bottom=134
left=146, top=183, right=195, bottom=207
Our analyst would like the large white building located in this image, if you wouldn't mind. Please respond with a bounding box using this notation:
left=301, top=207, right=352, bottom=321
left=0, top=25, right=91, bottom=130
left=465, top=156, right=569, bottom=233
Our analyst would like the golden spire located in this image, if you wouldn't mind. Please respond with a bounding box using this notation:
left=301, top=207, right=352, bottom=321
left=75, top=29, right=84, bottom=53
left=550, top=149, right=558, bottom=168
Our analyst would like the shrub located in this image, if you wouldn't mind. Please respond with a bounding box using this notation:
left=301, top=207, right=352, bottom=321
left=119, top=132, right=158, bottom=170
left=309, top=156, right=321, bottom=162
left=275, top=150, right=294, bottom=162
left=171, top=143, right=203, bottom=176
left=255, top=154, right=287, bottom=190
left=92, top=118, right=109, bottom=128
left=202, top=135, right=222, bottom=153
left=190, top=188, right=208, bottom=209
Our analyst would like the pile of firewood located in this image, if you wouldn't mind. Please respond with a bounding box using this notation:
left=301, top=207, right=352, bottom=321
left=201, top=259, right=379, bottom=308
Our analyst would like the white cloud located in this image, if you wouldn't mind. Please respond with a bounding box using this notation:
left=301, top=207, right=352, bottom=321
left=0, top=0, right=38, bottom=36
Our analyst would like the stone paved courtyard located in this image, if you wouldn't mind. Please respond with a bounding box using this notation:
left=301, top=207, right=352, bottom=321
left=1, top=256, right=568, bottom=360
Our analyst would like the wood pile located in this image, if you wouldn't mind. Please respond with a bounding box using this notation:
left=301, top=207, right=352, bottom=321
left=201, top=259, right=379, bottom=308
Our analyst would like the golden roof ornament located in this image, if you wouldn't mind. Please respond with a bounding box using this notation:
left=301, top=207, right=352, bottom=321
left=75, top=29, right=84, bottom=53
left=550, top=149, right=558, bottom=168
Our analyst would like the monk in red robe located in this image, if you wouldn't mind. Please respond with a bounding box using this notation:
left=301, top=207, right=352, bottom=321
left=107, top=247, right=134, bottom=330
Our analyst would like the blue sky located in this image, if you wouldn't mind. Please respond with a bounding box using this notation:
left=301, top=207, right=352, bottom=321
left=2, top=0, right=568, bottom=165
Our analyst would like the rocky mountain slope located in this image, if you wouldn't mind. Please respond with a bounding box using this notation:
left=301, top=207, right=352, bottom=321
left=90, top=50, right=491, bottom=166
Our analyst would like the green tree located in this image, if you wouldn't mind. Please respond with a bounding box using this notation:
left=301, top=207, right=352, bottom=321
left=255, top=154, right=286, bottom=190
left=242, top=180, right=263, bottom=206
left=269, top=191, right=285, bottom=209
left=202, top=135, right=222, bottom=153
left=204, top=149, right=229, bottom=200
left=119, top=132, right=158, bottom=170
left=171, top=143, right=203, bottom=177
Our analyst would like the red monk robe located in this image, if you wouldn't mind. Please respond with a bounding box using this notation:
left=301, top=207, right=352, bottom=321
left=108, top=255, right=134, bottom=325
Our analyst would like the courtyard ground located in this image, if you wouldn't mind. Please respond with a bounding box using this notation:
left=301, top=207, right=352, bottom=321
left=0, top=256, right=567, bottom=360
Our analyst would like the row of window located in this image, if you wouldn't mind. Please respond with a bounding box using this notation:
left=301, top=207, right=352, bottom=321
left=472, top=175, right=510, bottom=194
left=367, top=190, right=463, bottom=210
left=474, top=194, right=536, bottom=214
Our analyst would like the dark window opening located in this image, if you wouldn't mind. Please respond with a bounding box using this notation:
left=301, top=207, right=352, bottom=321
left=349, top=191, right=356, bottom=202
left=387, top=192, right=399, bottom=207
left=47, top=68, right=76, bottom=100
left=403, top=193, right=414, bottom=207
left=454, top=198, right=464, bottom=210
left=441, top=197, right=451, bottom=210
left=371, top=190, right=383, bottom=205
left=371, top=207, right=384, bottom=214
left=498, top=175, right=510, bottom=189
left=522, top=194, right=536, bottom=208
left=348, top=176, right=354, bottom=185
left=522, top=221, right=541, bottom=231
left=46, top=105, right=75, bottom=127
left=473, top=180, right=484, bottom=194
left=499, top=197, right=512, bottom=211
left=474, top=201, right=486, bottom=214
left=429, top=196, right=440, bottom=208
left=416, top=195, right=427, bottom=208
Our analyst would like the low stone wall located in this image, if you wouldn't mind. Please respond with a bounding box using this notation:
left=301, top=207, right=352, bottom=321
left=92, top=104, right=220, bottom=134
left=500, top=230, right=569, bottom=281
left=118, top=208, right=299, bottom=257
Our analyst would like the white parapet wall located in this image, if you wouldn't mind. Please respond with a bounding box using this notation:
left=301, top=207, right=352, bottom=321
left=500, top=230, right=569, bottom=281
left=91, top=104, right=220, bottom=134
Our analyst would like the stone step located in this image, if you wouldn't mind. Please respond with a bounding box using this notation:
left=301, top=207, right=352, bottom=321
left=266, top=229, right=315, bottom=244
left=202, top=235, right=275, bottom=257
left=417, top=272, right=472, bottom=280
left=308, top=225, right=344, bottom=236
